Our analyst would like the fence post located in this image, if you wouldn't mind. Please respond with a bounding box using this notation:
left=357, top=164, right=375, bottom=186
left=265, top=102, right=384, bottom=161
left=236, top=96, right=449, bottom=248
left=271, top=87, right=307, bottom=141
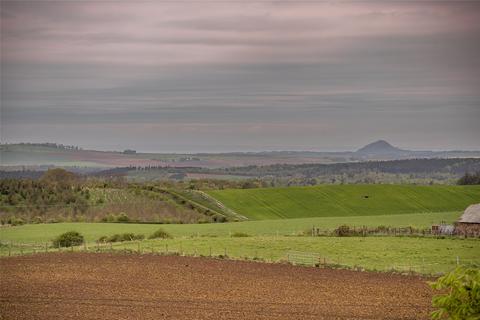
left=224, top=247, right=227, bottom=257
left=45, top=242, right=48, bottom=253
left=165, top=243, right=168, bottom=254
left=137, top=242, right=141, bottom=254
left=209, top=247, right=212, bottom=257
left=83, top=242, right=87, bottom=252
left=456, top=256, right=460, bottom=265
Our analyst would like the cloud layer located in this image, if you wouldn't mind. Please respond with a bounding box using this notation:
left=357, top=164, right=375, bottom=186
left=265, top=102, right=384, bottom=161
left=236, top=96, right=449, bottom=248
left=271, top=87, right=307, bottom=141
left=1, top=1, right=479, bottom=152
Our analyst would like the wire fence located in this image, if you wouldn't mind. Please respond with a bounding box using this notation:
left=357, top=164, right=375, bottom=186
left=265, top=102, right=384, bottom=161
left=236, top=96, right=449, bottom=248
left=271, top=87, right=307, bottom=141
left=1, top=240, right=478, bottom=276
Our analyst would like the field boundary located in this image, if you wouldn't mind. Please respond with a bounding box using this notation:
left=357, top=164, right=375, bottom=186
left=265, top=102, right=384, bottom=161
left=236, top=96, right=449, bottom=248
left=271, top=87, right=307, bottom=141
left=2, top=240, right=478, bottom=276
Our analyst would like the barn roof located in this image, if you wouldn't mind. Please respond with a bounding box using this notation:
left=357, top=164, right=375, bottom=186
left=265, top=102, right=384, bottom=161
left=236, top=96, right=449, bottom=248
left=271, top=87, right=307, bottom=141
left=458, top=203, right=480, bottom=224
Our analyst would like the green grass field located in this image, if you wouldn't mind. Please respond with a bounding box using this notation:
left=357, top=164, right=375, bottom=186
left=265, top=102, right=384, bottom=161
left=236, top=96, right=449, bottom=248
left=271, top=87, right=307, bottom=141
left=0, top=211, right=460, bottom=243
left=1, top=211, right=478, bottom=275
left=207, top=185, right=480, bottom=220
left=1, top=235, right=478, bottom=275
left=0, top=211, right=462, bottom=243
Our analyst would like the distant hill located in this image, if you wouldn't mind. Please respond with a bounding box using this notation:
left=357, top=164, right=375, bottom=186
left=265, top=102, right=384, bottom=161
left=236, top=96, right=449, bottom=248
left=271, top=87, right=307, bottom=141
left=356, top=140, right=406, bottom=155
left=1, top=141, right=479, bottom=168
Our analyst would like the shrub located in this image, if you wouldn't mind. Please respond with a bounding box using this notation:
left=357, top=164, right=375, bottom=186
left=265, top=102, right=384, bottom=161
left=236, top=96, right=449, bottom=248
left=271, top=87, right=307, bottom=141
left=106, top=233, right=145, bottom=242
left=430, top=267, right=480, bottom=319
left=133, top=234, right=145, bottom=241
left=231, top=232, right=250, bottom=237
left=213, top=215, right=227, bottom=223
left=335, top=225, right=351, bottom=237
left=101, top=213, right=116, bottom=222
left=32, top=216, right=43, bottom=224
left=9, top=217, right=25, bottom=226
left=97, top=235, right=108, bottom=243
left=148, top=229, right=172, bottom=239
left=52, top=231, right=84, bottom=247
left=116, top=212, right=130, bottom=222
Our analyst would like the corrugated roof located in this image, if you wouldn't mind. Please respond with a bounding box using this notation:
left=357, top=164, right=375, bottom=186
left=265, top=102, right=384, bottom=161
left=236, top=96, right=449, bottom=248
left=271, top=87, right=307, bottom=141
left=458, top=203, right=480, bottom=224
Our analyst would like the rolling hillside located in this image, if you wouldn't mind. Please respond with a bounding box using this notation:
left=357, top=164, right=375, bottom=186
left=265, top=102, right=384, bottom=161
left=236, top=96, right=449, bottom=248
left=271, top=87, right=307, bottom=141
left=207, top=185, right=480, bottom=220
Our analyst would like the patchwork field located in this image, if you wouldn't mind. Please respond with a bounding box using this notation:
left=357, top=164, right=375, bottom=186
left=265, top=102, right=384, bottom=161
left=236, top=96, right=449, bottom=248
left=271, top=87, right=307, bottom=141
left=207, top=185, right=480, bottom=220
left=0, top=253, right=435, bottom=319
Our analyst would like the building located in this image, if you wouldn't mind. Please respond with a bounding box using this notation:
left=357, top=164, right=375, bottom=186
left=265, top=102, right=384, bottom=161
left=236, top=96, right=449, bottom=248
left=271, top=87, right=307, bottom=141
left=455, top=203, right=480, bottom=237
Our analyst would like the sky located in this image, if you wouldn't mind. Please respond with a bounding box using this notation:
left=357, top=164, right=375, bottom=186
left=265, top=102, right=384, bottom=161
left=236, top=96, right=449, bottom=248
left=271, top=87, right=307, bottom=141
left=1, top=1, right=479, bottom=153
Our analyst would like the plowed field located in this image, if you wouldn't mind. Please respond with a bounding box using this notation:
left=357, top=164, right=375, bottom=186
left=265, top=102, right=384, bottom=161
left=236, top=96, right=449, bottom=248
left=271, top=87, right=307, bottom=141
left=0, top=253, right=434, bottom=319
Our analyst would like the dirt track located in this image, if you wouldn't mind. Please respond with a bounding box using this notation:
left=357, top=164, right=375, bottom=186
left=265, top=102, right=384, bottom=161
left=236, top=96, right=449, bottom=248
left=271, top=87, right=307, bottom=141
left=0, top=253, right=434, bottom=320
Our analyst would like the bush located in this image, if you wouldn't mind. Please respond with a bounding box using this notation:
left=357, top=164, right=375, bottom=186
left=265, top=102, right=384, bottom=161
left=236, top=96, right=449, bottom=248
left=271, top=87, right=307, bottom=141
left=97, top=235, right=108, bottom=243
left=334, top=225, right=351, bottom=237
left=116, top=212, right=130, bottom=222
left=101, top=213, right=117, bottom=222
left=231, top=232, right=250, bottom=237
left=430, top=267, right=480, bottom=319
left=148, top=229, right=172, bottom=239
left=52, top=231, right=84, bottom=247
left=9, top=217, right=25, bottom=226
left=105, top=233, right=145, bottom=242
left=213, top=215, right=227, bottom=223
left=32, top=216, right=43, bottom=224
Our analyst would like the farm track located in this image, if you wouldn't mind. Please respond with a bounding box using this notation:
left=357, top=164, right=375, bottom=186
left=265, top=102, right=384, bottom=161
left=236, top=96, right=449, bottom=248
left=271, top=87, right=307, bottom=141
left=0, top=253, right=434, bottom=319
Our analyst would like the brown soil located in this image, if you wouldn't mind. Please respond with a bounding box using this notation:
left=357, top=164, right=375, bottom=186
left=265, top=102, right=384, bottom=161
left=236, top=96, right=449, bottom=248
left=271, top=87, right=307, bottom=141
left=0, top=253, right=434, bottom=320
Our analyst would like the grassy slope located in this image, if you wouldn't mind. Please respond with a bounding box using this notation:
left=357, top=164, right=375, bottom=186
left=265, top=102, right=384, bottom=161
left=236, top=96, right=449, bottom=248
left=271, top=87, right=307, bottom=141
left=207, top=185, right=480, bottom=220
left=0, top=211, right=462, bottom=243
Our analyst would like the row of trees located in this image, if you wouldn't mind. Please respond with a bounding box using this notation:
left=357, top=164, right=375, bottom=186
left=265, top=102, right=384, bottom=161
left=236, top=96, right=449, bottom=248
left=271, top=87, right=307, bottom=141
left=457, top=171, right=480, bottom=185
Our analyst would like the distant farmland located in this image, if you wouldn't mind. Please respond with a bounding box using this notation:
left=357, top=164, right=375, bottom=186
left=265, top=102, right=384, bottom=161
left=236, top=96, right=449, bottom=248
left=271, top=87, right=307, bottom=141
left=207, top=185, right=480, bottom=220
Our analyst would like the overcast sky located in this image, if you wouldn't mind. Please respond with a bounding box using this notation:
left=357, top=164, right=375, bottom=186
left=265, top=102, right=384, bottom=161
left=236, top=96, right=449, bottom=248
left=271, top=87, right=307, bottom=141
left=1, top=1, right=479, bottom=152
